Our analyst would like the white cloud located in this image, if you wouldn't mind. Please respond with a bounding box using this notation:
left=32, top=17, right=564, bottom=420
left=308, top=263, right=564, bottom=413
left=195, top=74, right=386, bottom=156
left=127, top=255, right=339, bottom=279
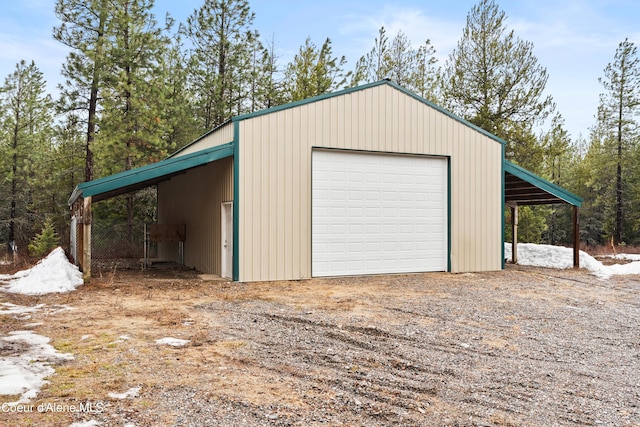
left=337, top=5, right=464, bottom=63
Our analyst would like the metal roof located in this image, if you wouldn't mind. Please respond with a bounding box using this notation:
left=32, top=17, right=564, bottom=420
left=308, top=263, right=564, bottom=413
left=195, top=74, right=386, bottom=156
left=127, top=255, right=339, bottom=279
left=68, top=141, right=234, bottom=205
left=504, top=160, right=582, bottom=207
left=171, top=80, right=507, bottom=158
left=67, top=83, right=581, bottom=210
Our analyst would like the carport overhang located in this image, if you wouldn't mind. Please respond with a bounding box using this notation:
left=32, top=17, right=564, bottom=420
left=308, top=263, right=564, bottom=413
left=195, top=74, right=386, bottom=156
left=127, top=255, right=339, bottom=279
left=503, top=160, right=583, bottom=268
left=68, top=142, right=234, bottom=282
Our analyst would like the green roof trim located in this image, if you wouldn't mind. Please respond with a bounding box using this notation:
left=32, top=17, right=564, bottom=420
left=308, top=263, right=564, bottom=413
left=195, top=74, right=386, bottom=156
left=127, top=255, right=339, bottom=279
left=232, top=79, right=507, bottom=147
left=68, top=141, right=234, bottom=205
left=504, top=160, right=583, bottom=207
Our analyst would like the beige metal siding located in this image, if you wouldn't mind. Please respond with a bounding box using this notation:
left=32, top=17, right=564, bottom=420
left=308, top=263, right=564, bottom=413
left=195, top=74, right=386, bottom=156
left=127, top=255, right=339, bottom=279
left=237, top=84, right=503, bottom=281
left=157, top=157, right=233, bottom=274
left=173, top=122, right=234, bottom=157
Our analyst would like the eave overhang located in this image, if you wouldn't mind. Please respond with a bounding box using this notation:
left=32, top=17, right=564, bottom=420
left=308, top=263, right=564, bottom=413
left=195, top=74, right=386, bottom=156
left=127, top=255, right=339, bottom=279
left=504, top=160, right=582, bottom=207
left=68, top=141, right=234, bottom=206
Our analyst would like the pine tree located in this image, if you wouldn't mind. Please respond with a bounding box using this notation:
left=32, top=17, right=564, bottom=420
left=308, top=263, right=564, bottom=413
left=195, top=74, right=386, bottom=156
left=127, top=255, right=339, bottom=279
left=182, top=0, right=256, bottom=130
left=596, top=38, right=640, bottom=245
left=412, top=40, right=440, bottom=102
left=96, top=0, right=172, bottom=174
left=351, top=27, right=391, bottom=85
left=94, top=0, right=172, bottom=247
left=542, top=114, right=579, bottom=245
left=159, top=34, right=199, bottom=153
left=351, top=27, right=440, bottom=102
left=284, top=37, right=349, bottom=101
left=0, top=61, right=54, bottom=252
left=28, top=217, right=60, bottom=257
left=258, top=35, right=287, bottom=109
left=54, top=0, right=110, bottom=182
left=44, top=114, right=86, bottom=219
left=577, top=127, right=612, bottom=247
left=244, top=33, right=285, bottom=112
left=442, top=0, right=554, bottom=162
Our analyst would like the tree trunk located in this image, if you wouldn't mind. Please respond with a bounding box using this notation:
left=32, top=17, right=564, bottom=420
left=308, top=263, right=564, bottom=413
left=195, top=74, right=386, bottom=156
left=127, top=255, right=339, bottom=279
left=615, top=66, right=624, bottom=245
left=86, top=4, right=108, bottom=182
left=9, top=85, right=21, bottom=254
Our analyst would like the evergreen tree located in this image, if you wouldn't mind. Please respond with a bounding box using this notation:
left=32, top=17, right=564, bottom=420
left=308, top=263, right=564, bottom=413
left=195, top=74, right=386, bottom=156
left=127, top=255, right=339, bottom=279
left=351, top=27, right=440, bottom=102
left=96, top=0, right=172, bottom=174
left=442, top=0, right=556, bottom=243
left=412, top=40, right=441, bottom=102
left=576, top=128, right=612, bottom=247
left=244, top=33, right=285, bottom=112
left=442, top=0, right=554, bottom=163
left=183, top=0, right=256, bottom=130
left=541, top=114, right=580, bottom=245
left=94, top=0, right=172, bottom=246
left=0, top=61, right=54, bottom=252
left=351, top=27, right=391, bottom=85
left=596, top=38, right=640, bottom=245
left=43, top=114, right=86, bottom=226
left=54, top=0, right=110, bottom=182
left=159, top=34, right=199, bottom=153
left=284, top=37, right=349, bottom=101
left=28, top=217, right=60, bottom=256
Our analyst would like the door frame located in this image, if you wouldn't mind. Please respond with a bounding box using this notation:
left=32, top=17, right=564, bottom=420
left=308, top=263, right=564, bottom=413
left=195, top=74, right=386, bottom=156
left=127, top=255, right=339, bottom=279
left=221, top=201, right=233, bottom=279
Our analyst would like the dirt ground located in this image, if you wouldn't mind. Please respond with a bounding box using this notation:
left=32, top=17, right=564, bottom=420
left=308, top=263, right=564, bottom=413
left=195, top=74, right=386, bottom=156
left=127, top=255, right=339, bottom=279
left=1, top=263, right=639, bottom=426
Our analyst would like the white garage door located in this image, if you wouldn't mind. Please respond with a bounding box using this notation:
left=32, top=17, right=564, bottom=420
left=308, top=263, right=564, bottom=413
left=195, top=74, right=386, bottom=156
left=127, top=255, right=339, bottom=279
left=312, top=149, right=448, bottom=277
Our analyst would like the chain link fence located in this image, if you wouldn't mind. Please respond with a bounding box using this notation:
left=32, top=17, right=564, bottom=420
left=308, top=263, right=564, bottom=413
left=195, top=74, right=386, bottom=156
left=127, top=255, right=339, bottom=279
left=90, top=220, right=155, bottom=270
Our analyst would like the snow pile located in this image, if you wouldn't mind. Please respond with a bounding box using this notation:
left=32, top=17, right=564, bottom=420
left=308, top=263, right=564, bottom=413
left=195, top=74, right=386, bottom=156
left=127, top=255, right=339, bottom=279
left=0, top=247, right=83, bottom=295
left=0, top=330, right=74, bottom=403
left=155, top=337, right=190, bottom=347
left=505, top=243, right=640, bottom=279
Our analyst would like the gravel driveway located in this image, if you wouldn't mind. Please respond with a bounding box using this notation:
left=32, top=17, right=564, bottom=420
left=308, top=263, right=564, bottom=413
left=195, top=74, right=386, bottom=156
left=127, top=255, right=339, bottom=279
left=1, top=264, right=639, bottom=426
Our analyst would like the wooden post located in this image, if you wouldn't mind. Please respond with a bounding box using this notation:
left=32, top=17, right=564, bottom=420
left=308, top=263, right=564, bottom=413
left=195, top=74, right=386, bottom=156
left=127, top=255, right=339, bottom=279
left=511, top=204, right=518, bottom=264
left=573, top=205, right=580, bottom=268
left=72, top=200, right=84, bottom=268
left=82, top=196, right=92, bottom=283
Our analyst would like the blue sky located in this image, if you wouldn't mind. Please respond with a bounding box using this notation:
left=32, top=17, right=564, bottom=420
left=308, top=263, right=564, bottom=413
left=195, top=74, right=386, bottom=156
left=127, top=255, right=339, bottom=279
left=1, top=0, right=639, bottom=139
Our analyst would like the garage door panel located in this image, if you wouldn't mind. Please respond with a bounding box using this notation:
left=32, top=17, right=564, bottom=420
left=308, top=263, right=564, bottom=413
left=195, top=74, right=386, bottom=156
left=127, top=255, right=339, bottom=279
left=312, top=150, right=447, bottom=277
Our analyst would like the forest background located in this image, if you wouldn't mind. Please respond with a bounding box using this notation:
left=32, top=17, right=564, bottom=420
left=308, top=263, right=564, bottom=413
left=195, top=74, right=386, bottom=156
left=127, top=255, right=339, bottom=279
left=1, top=0, right=639, bottom=259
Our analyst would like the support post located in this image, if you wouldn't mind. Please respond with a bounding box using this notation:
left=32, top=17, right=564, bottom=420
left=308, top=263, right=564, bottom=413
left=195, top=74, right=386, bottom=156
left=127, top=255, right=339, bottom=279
left=511, top=204, right=518, bottom=264
left=573, top=205, right=580, bottom=268
left=77, top=212, right=84, bottom=269
left=82, top=196, right=92, bottom=283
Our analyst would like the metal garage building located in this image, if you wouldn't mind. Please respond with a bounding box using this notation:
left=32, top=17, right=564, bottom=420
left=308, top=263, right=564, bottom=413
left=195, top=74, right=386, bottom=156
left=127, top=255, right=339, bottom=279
left=69, top=80, right=581, bottom=282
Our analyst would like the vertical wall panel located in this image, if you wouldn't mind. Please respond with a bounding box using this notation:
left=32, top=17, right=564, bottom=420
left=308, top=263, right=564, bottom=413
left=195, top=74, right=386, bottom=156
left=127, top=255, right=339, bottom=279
left=173, top=122, right=234, bottom=157
left=157, top=157, right=233, bottom=275
left=238, top=84, right=503, bottom=281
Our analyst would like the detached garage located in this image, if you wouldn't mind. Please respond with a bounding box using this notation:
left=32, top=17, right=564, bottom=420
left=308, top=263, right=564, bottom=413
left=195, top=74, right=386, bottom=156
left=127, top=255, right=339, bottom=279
left=69, top=80, right=579, bottom=282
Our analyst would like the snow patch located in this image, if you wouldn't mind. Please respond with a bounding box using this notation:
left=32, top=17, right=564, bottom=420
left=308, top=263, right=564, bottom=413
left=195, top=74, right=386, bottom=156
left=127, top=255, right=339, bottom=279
left=0, top=331, right=74, bottom=403
left=608, top=253, right=640, bottom=262
left=504, top=243, right=640, bottom=279
left=155, top=337, right=190, bottom=347
left=0, top=302, right=46, bottom=317
left=69, top=421, right=101, bottom=427
left=0, top=302, right=74, bottom=319
left=0, top=247, right=83, bottom=295
left=108, top=386, right=141, bottom=399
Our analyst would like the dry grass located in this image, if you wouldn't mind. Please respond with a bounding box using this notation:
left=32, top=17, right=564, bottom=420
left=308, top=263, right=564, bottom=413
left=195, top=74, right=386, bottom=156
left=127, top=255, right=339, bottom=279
left=0, top=265, right=638, bottom=426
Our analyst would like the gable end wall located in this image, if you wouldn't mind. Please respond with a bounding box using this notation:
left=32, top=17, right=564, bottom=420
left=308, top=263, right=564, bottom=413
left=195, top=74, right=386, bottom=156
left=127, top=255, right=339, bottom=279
left=237, top=84, right=503, bottom=281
